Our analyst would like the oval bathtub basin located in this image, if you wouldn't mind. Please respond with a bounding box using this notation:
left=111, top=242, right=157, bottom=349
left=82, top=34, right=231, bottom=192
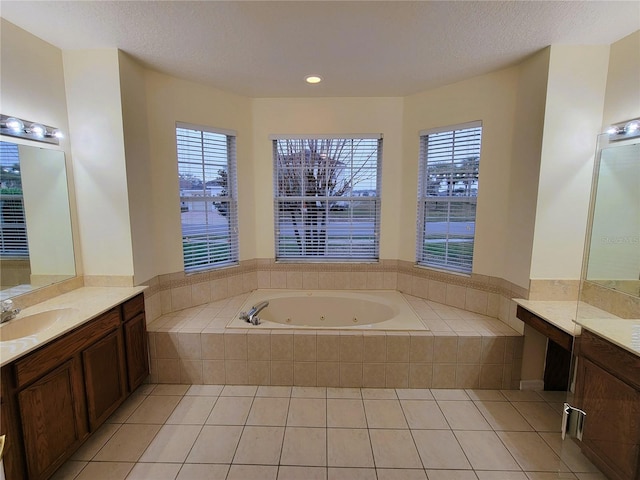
left=229, top=290, right=427, bottom=331
left=0, top=308, right=76, bottom=341
left=262, top=296, right=394, bottom=327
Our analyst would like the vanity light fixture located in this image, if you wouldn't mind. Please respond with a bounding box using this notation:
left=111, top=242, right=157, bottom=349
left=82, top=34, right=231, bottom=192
left=0, top=114, right=62, bottom=145
left=5, top=117, right=24, bottom=132
left=605, top=117, right=640, bottom=142
left=29, top=123, right=47, bottom=138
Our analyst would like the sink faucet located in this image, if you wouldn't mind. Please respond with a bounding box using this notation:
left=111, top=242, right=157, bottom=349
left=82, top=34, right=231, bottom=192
left=1, top=299, right=21, bottom=324
left=239, top=301, right=269, bottom=325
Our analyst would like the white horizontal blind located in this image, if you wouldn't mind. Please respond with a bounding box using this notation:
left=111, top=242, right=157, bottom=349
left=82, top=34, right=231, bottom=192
left=273, top=137, right=381, bottom=261
left=0, top=142, right=28, bottom=257
left=416, top=122, right=482, bottom=273
left=176, top=125, right=238, bottom=272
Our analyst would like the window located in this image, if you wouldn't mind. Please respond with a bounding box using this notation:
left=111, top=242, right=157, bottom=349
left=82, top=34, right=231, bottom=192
left=273, top=136, right=382, bottom=261
left=416, top=122, right=482, bottom=274
left=0, top=142, right=28, bottom=257
left=176, top=123, right=238, bottom=272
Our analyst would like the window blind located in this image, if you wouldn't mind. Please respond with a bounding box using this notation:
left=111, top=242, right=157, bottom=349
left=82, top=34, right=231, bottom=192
left=0, top=142, right=28, bottom=257
left=176, top=124, right=238, bottom=272
left=273, top=137, right=382, bottom=261
left=416, top=122, right=482, bottom=273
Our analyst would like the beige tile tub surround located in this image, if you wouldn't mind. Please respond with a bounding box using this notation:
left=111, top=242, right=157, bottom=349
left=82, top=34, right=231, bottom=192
left=148, top=292, right=523, bottom=389
left=141, top=259, right=531, bottom=334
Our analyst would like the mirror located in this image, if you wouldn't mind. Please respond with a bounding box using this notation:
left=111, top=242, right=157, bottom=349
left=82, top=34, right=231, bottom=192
left=585, top=140, right=640, bottom=298
left=0, top=140, right=75, bottom=299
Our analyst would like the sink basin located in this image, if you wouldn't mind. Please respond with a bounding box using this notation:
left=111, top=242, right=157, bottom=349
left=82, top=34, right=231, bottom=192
left=0, top=308, right=76, bottom=341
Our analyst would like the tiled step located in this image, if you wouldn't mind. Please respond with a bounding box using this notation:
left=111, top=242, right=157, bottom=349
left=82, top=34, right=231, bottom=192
left=147, top=329, right=523, bottom=389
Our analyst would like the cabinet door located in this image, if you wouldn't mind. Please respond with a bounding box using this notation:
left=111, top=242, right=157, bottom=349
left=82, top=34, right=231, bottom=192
left=18, top=358, right=88, bottom=480
left=124, top=313, right=149, bottom=391
left=83, top=329, right=127, bottom=430
left=580, top=358, right=640, bottom=480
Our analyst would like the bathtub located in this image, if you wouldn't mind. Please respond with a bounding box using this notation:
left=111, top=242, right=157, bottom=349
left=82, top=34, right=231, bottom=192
left=227, top=289, right=427, bottom=331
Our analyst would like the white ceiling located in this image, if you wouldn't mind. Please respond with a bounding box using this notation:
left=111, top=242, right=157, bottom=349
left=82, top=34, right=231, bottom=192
left=1, top=1, right=638, bottom=97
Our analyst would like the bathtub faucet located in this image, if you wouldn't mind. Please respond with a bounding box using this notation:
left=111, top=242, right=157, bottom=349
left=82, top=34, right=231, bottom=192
left=240, top=301, right=269, bottom=325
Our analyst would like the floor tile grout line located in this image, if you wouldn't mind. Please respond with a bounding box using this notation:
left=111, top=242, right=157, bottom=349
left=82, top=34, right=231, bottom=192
left=397, top=389, right=427, bottom=473
left=78, top=417, right=124, bottom=463
left=227, top=392, right=257, bottom=477
left=172, top=391, right=218, bottom=476
left=359, top=388, right=381, bottom=477
left=276, top=389, right=294, bottom=476
left=325, top=389, right=329, bottom=478
left=138, top=389, right=188, bottom=465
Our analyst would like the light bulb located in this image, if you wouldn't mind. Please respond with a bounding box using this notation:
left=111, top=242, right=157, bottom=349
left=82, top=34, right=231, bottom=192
left=624, top=120, right=640, bottom=134
left=52, top=129, right=64, bottom=139
left=305, top=75, right=323, bottom=84
left=29, top=123, right=46, bottom=137
left=5, top=117, right=24, bottom=132
left=605, top=126, right=619, bottom=135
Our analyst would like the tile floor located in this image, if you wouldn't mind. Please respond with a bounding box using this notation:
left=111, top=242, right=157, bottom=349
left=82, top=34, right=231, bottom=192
left=51, top=384, right=606, bottom=480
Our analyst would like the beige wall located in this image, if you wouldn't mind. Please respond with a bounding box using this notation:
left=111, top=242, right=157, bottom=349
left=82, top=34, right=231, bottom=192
left=402, top=68, right=519, bottom=279
left=144, top=71, right=253, bottom=274
left=119, top=51, right=155, bottom=285
left=602, top=30, right=640, bottom=127
left=503, top=48, right=550, bottom=289
left=0, top=19, right=82, bottom=275
left=63, top=49, right=134, bottom=280
left=530, top=46, right=610, bottom=281
left=251, top=97, right=404, bottom=259
left=4, top=18, right=639, bottom=299
left=0, top=20, right=70, bottom=143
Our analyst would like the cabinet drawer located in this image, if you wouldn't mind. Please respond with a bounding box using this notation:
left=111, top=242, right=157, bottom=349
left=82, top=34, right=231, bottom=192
left=579, top=330, right=640, bottom=389
left=516, top=305, right=573, bottom=351
left=122, top=294, right=145, bottom=322
left=14, top=308, right=121, bottom=389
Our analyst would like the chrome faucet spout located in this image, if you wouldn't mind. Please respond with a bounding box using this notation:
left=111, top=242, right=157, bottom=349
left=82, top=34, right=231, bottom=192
left=239, top=301, right=269, bottom=325
left=1, top=299, right=21, bottom=324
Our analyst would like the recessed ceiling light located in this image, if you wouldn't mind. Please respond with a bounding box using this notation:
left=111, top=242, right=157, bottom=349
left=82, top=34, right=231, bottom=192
left=305, top=75, right=323, bottom=84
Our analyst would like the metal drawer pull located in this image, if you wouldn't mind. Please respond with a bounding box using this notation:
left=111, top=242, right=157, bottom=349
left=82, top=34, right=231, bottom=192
left=562, top=403, right=586, bottom=441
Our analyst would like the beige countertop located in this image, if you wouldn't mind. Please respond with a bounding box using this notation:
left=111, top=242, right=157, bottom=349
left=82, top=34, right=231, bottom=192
left=578, top=317, right=640, bottom=357
left=514, top=298, right=639, bottom=357
left=0, top=286, right=146, bottom=367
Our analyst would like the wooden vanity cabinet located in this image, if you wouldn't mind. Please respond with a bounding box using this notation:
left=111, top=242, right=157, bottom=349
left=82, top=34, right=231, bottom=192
left=122, top=294, right=149, bottom=392
left=574, top=330, right=640, bottom=480
left=83, top=328, right=127, bottom=430
left=18, top=358, right=88, bottom=480
left=0, top=293, right=149, bottom=480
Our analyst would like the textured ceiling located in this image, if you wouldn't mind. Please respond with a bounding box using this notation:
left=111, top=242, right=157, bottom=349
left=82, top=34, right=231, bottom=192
left=1, top=1, right=639, bottom=97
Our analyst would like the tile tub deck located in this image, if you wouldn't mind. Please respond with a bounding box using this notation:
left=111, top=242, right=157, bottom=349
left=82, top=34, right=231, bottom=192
left=147, top=293, right=523, bottom=390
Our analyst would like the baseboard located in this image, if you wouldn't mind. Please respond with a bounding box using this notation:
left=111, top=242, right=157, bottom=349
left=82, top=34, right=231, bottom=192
left=520, top=379, right=544, bottom=391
